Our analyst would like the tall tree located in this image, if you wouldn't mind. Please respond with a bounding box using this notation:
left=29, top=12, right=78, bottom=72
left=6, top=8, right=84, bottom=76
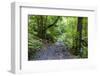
left=75, top=17, right=83, bottom=56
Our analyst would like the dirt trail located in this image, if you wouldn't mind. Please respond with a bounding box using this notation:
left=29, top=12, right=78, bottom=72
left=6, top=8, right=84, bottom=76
left=33, top=42, right=77, bottom=60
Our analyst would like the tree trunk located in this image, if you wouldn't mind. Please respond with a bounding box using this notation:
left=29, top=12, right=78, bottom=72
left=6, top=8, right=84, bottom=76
left=75, top=17, right=83, bottom=55
left=37, top=16, right=60, bottom=40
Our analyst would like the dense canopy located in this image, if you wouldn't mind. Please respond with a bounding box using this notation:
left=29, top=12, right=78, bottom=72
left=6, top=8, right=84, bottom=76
left=28, top=15, right=88, bottom=60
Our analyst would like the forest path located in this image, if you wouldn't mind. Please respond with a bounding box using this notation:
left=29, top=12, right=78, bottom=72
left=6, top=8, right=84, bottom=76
left=33, top=41, right=77, bottom=60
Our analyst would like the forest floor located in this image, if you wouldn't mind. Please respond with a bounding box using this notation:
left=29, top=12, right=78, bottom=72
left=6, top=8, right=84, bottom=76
left=32, top=41, right=79, bottom=60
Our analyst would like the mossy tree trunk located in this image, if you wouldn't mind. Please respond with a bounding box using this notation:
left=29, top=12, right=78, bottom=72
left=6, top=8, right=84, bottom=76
left=75, top=17, right=83, bottom=56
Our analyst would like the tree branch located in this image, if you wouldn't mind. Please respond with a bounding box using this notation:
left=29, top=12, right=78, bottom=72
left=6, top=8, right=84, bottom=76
left=44, top=16, right=60, bottom=31
left=48, top=16, right=60, bottom=28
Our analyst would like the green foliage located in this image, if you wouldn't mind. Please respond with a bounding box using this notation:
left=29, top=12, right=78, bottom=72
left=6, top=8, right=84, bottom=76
left=28, top=15, right=88, bottom=59
left=28, top=33, right=43, bottom=60
left=81, top=47, right=88, bottom=58
left=28, top=38, right=43, bottom=50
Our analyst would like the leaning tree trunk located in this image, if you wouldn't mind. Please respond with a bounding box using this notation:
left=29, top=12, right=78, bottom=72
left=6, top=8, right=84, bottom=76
left=36, top=16, right=60, bottom=40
